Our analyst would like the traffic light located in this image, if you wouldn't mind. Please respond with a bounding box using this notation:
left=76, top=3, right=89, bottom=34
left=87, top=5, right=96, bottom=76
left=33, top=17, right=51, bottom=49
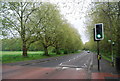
left=95, top=23, right=104, bottom=40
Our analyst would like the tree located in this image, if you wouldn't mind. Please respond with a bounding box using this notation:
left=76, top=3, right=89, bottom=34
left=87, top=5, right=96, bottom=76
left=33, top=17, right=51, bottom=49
left=61, top=23, right=83, bottom=54
left=32, top=3, right=83, bottom=55
left=31, top=3, right=64, bottom=56
left=1, top=2, right=41, bottom=57
left=1, top=2, right=83, bottom=56
left=86, top=2, right=120, bottom=57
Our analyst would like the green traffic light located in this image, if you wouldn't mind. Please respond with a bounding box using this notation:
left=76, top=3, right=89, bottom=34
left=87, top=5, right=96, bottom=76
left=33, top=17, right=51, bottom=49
left=97, top=34, right=101, bottom=38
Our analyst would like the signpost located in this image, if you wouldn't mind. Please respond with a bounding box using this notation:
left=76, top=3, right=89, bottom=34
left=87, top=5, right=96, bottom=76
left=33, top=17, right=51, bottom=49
left=94, top=23, right=104, bottom=71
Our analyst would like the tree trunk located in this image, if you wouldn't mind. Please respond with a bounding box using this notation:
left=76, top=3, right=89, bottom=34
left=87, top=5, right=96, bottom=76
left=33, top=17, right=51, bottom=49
left=64, top=49, right=68, bottom=54
left=44, top=46, right=49, bottom=56
left=56, top=47, right=60, bottom=55
left=22, top=41, right=28, bottom=57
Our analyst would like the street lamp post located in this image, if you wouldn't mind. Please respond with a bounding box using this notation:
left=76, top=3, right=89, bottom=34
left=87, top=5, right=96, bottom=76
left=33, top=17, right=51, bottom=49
left=112, top=42, right=115, bottom=66
left=108, top=40, right=115, bottom=66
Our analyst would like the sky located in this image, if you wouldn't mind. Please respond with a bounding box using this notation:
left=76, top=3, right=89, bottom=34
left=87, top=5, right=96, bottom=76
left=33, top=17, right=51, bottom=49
left=48, top=0, right=92, bottom=44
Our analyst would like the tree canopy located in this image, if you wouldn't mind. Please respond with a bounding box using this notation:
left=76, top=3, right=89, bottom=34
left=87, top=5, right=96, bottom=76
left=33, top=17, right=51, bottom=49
left=1, top=2, right=83, bottom=56
left=85, top=2, right=120, bottom=57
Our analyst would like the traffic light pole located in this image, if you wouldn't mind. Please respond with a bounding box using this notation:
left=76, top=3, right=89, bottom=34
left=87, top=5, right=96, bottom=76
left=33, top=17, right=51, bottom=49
left=97, top=41, right=100, bottom=71
left=94, top=23, right=104, bottom=71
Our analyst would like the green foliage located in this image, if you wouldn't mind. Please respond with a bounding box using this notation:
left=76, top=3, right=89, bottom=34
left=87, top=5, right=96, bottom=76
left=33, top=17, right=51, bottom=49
left=30, top=2, right=83, bottom=55
left=2, top=38, right=22, bottom=51
left=85, top=2, right=120, bottom=59
left=1, top=38, right=43, bottom=51
left=1, top=2, right=83, bottom=57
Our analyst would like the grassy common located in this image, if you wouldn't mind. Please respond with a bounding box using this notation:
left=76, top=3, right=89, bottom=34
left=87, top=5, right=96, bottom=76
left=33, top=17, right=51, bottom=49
left=2, top=51, right=81, bottom=63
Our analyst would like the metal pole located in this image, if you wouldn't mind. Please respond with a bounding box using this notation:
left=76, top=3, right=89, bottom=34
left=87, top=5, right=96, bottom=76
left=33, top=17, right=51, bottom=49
left=112, top=43, right=114, bottom=67
left=97, top=41, right=100, bottom=71
left=108, top=1, right=114, bottom=66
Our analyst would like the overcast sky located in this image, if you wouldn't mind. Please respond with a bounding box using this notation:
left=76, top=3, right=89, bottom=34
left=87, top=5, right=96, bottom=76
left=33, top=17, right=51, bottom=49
left=48, top=0, right=92, bottom=44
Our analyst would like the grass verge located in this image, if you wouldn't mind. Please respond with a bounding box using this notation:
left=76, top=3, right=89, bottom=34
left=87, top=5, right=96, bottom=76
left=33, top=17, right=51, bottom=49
left=102, top=55, right=112, bottom=62
left=92, top=51, right=112, bottom=62
left=2, top=51, right=81, bottom=63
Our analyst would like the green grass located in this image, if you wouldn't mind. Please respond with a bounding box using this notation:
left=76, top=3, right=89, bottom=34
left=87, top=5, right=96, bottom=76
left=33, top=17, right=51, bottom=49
left=2, top=51, right=44, bottom=55
left=2, top=51, right=45, bottom=63
left=92, top=51, right=112, bottom=62
left=102, top=55, right=112, bottom=62
left=2, top=51, right=81, bottom=63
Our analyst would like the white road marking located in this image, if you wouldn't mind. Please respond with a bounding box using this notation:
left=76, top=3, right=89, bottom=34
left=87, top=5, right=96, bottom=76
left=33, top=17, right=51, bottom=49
left=59, top=63, right=62, bottom=65
left=81, top=64, right=87, bottom=68
left=76, top=68, right=82, bottom=71
left=62, top=67, right=69, bottom=69
left=58, top=55, right=81, bottom=65
left=84, top=64, right=87, bottom=67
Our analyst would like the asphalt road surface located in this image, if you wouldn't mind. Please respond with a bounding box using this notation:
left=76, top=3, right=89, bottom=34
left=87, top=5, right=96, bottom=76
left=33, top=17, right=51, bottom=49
left=2, top=51, right=93, bottom=79
left=2, top=51, right=120, bottom=79
left=26, top=51, right=93, bottom=69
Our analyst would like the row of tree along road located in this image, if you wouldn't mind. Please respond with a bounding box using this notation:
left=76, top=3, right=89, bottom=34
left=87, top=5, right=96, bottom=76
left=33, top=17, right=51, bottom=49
left=84, top=2, right=120, bottom=70
left=1, top=2, right=83, bottom=57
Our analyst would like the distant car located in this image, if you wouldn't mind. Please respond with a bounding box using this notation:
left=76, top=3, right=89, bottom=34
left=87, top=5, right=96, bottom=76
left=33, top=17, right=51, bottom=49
left=87, top=51, right=90, bottom=53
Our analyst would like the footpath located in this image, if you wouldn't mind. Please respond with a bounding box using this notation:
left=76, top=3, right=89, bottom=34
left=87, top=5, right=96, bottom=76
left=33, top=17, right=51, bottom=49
left=91, top=54, right=120, bottom=80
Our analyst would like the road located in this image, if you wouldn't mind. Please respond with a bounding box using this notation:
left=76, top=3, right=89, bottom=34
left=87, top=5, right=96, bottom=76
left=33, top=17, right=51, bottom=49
left=26, top=51, right=93, bottom=69
left=2, top=51, right=93, bottom=79
left=2, top=51, right=120, bottom=80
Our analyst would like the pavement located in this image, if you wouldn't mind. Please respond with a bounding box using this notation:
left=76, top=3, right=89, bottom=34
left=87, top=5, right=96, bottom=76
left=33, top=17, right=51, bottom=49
left=92, top=53, right=119, bottom=74
left=1, top=51, right=120, bottom=80
left=91, top=53, right=120, bottom=80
